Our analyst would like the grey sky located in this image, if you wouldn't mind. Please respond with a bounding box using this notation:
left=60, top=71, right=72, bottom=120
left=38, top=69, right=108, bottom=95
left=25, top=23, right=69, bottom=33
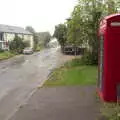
left=0, top=0, right=77, bottom=34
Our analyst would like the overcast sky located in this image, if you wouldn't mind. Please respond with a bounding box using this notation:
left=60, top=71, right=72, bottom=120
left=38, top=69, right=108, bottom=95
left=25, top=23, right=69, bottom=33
left=0, top=0, right=77, bottom=34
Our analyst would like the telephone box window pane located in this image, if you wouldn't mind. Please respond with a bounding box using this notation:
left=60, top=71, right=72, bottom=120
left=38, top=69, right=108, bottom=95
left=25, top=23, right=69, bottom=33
left=99, top=35, right=104, bottom=90
left=111, top=22, right=120, bottom=26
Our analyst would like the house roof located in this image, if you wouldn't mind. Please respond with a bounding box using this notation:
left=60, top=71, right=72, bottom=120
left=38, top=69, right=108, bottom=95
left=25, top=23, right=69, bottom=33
left=0, top=24, right=32, bottom=35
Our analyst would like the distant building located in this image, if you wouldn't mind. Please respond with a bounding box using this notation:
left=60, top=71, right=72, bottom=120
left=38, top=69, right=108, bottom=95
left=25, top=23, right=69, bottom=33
left=0, top=24, right=34, bottom=50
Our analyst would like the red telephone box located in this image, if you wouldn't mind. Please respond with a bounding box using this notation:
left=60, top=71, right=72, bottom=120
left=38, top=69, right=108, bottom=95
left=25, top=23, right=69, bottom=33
left=98, top=14, right=120, bottom=102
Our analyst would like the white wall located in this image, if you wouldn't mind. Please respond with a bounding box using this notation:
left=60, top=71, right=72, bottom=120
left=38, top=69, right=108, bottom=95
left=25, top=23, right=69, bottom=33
left=4, top=33, right=15, bottom=42
left=3, top=33, right=34, bottom=48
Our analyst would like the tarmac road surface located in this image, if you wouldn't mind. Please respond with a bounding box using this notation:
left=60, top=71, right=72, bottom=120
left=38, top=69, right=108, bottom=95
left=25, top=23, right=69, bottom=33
left=0, top=47, right=66, bottom=120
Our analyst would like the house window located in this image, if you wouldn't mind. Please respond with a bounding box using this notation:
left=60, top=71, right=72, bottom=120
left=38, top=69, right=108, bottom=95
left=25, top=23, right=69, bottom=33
left=0, top=33, right=3, bottom=41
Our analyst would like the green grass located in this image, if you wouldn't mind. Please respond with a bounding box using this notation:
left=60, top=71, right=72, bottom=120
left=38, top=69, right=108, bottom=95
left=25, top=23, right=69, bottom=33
left=0, top=51, right=15, bottom=60
left=44, top=59, right=98, bottom=87
left=100, top=102, right=120, bottom=120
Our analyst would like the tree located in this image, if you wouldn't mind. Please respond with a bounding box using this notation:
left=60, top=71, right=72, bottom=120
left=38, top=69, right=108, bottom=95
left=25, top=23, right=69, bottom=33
left=43, top=32, right=51, bottom=47
left=66, top=0, right=104, bottom=63
left=9, top=36, right=26, bottom=53
left=25, top=26, right=39, bottom=50
left=53, top=24, right=67, bottom=50
left=67, top=0, right=120, bottom=64
left=36, top=32, right=51, bottom=47
left=53, top=0, right=120, bottom=64
left=25, top=26, right=35, bottom=33
left=104, top=0, right=120, bottom=15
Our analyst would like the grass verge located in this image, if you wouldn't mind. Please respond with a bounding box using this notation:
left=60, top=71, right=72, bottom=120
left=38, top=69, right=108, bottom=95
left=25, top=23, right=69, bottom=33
left=100, top=102, right=120, bottom=120
left=43, top=58, right=120, bottom=119
left=43, top=59, right=98, bottom=87
left=0, top=51, right=16, bottom=60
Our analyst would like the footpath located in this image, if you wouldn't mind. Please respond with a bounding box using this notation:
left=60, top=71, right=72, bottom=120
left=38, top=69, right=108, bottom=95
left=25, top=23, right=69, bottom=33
left=10, top=86, right=100, bottom=120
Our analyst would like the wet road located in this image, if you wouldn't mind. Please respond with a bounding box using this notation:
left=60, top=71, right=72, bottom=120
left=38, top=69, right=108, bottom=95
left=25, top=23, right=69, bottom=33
left=0, top=48, right=62, bottom=120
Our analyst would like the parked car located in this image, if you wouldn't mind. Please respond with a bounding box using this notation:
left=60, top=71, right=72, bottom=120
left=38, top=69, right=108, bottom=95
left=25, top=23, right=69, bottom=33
left=23, top=47, right=33, bottom=54
left=63, top=45, right=85, bottom=55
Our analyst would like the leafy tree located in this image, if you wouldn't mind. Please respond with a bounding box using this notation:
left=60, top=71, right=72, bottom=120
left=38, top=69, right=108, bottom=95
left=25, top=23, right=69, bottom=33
left=33, top=33, right=39, bottom=50
left=44, top=32, right=51, bottom=47
left=25, top=26, right=35, bottom=33
left=37, top=32, right=51, bottom=47
left=66, top=0, right=103, bottom=63
left=35, top=32, right=51, bottom=48
left=66, top=0, right=120, bottom=64
left=9, top=36, right=26, bottom=53
left=53, top=24, right=67, bottom=50
left=53, top=0, right=120, bottom=64
left=25, top=26, right=39, bottom=50
left=25, top=26, right=51, bottom=50
left=104, top=0, right=120, bottom=15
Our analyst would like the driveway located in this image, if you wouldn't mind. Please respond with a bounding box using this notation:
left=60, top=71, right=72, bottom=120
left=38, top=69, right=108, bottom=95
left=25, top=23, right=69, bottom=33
left=0, top=48, right=70, bottom=120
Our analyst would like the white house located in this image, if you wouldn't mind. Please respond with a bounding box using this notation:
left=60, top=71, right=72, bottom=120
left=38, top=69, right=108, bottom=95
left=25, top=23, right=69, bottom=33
left=0, top=24, right=34, bottom=50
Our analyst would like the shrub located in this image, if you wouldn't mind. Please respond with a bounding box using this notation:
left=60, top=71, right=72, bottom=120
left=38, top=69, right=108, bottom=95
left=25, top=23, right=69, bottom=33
left=64, top=58, right=82, bottom=68
left=0, top=48, right=4, bottom=52
left=81, top=51, right=98, bottom=65
left=9, top=36, right=26, bottom=54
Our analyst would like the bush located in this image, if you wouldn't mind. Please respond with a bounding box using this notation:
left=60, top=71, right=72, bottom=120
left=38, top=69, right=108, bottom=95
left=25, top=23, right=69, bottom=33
left=9, top=36, right=26, bottom=54
left=81, top=51, right=98, bottom=65
left=0, top=48, right=4, bottom=53
left=64, top=58, right=82, bottom=68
